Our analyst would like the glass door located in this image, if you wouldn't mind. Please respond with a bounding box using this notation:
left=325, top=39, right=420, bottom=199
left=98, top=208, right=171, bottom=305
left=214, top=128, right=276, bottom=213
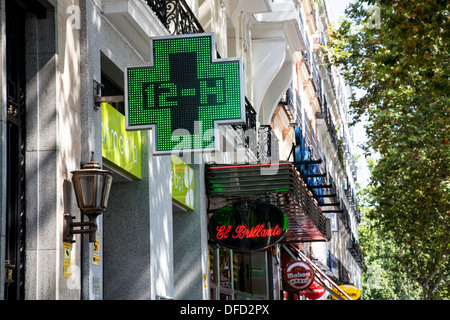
left=209, top=247, right=253, bottom=300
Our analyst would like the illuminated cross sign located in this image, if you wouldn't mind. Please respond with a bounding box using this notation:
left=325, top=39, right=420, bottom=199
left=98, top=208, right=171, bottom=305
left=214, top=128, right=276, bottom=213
left=125, top=33, right=245, bottom=154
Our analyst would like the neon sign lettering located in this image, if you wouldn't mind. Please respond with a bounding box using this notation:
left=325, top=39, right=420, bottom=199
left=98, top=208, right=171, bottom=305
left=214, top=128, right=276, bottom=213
left=208, top=200, right=288, bottom=251
left=215, top=224, right=283, bottom=240
left=215, top=225, right=231, bottom=239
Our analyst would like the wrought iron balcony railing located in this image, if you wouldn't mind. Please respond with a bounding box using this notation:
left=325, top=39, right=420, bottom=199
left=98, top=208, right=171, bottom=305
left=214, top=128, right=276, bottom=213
left=347, top=233, right=365, bottom=269
left=231, top=99, right=258, bottom=163
left=258, top=125, right=279, bottom=164
left=338, top=259, right=350, bottom=283
left=339, top=205, right=352, bottom=234
left=145, top=0, right=204, bottom=35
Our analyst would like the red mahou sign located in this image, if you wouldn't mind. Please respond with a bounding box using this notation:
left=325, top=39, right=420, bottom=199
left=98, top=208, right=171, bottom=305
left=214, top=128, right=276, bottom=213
left=284, top=261, right=314, bottom=291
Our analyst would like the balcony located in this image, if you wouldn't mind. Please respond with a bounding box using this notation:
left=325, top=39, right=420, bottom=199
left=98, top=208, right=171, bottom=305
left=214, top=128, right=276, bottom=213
left=339, top=204, right=352, bottom=234
left=338, top=259, right=350, bottom=283
left=230, top=99, right=258, bottom=163
left=290, top=116, right=341, bottom=211
left=279, top=87, right=297, bottom=123
left=301, top=35, right=312, bottom=74
left=252, top=0, right=307, bottom=52
left=102, top=0, right=203, bottom=56
left=257, top=125, right=279, bottom=165
left=323, top=103, right=338, bottom=152
left=347, top=233, right=365, bottom=269
left=144, top=0, right=204, bottom=35
left=206, top=162, right=331, bottom=242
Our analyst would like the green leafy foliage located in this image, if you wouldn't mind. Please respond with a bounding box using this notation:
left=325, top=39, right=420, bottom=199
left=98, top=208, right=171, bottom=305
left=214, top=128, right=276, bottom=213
left=329, top=0, right=449, bottom=299
left=359, top=201, right=422, bottom=300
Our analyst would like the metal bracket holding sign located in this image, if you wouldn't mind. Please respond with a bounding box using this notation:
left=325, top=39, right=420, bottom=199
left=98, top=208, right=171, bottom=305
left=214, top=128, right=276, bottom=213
left=125, top=33, right=245, bottom=154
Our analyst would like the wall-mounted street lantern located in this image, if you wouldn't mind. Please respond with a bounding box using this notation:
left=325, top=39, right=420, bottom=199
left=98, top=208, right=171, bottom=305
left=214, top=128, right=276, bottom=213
left=64, top=152, right=113, bottom=243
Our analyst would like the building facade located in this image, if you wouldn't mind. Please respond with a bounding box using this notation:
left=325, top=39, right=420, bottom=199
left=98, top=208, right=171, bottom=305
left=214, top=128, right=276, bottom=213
left=0, top=0, right=363, bottom=300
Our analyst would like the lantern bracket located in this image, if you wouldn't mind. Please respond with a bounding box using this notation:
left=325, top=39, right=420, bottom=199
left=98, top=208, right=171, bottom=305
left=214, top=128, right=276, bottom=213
left=63, top=213, right=98, bottom=243
left=65, top=152, right=112, bottom=244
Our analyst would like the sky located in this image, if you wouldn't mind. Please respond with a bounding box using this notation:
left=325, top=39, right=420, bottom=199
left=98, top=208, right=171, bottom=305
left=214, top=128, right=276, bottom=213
left=330, top=0, right=353, bottom=25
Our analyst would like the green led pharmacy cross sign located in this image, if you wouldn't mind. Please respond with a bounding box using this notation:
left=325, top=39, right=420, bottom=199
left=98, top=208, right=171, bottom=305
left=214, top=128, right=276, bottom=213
left=125, top=33, right=245, bottom=154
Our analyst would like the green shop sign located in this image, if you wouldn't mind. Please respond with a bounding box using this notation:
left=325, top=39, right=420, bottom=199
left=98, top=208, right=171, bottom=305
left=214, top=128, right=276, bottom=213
left=125, top=33, right=245, bottom=154
left=102, top=102, right=142, bottom=180
left=171, top=155, right=194, bottom=211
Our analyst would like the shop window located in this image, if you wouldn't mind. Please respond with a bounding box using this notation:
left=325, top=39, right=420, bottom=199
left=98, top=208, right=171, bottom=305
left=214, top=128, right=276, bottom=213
left=100, top=53, right=125, bottom=114
left=209, top=247, right=253, bottom=300
left=100, top=73, right=124, bottom=114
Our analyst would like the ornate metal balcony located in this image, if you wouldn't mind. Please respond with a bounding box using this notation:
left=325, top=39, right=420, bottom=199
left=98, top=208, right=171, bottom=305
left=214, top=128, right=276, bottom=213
left=258, top=125, right=279, bottom=164
left=232, top=98, right=258, bottom=161
left=145, top=0, right=204, bottom=35
left=347, top=233, right=365, bottom=269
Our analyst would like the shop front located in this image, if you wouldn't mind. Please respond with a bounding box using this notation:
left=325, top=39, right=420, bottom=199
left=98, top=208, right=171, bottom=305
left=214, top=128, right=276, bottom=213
left=207, top=199, right=288, bottom=300
left=205, top=162, right=349, bottom=300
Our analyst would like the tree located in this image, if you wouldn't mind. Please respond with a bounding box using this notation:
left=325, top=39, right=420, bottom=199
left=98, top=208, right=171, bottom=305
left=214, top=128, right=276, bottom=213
left=359, top=174, right=422, bottom=300
left=360, top=207, right=422, bottom=300
left=329, top=0, right=450, bottom=299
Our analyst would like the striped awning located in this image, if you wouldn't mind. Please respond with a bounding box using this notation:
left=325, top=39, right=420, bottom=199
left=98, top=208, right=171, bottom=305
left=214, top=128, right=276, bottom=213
left=206, top=162, right=330, bottom=242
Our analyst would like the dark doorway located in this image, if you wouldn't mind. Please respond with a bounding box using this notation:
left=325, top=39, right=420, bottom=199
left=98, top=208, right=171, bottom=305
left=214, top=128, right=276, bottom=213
left=4, top=0, right=27, bottom=300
